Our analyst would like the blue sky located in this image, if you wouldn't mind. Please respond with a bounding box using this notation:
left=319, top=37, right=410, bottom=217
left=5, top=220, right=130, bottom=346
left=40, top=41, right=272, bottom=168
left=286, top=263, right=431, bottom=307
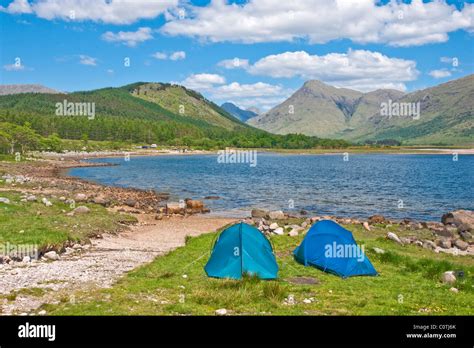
left=1, top=0, right=473, bottom=111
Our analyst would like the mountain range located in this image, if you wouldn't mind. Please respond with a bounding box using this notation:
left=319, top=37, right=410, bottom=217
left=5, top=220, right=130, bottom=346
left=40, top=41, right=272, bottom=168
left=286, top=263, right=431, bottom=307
left=0, top=82, right=349, bottom=149
left=0, top=76, right=472, bottom=146
left=220, top=102, right=258, bottom=122
left=248, top=75, right=473, bottom=145
left=0, top=84, right=62, bottom=95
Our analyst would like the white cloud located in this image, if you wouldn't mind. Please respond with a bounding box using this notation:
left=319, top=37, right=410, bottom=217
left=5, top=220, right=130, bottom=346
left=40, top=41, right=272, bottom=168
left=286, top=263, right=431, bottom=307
left=1, top=0, right=178, bottom=24
left=180, top=73, right=226, bottom=90
left=179, top=73, right=291, bottom=111
left=209, top=82, right=291, bottom=111
left=152, top=52, right=168, bottom=60
left=2, top=0, right=32, bottom=14
left=151, top=51, right=186, bottom=61
left=231, top=96, right=288, bottom=111
left=161, top=0, right=474, bottom=47
left=3, top=63, right=26, bottom=71
left=211, top=82, right=287, bottom=99
left=429, top=69, right=452, bottom=78
left=79, top=55, right=97, bottom=66
left=169, top=51, right=186, bottom=61
left=102, top=27, right=153, bottom=47
left=217, top=58, right=249, bottom=69
left=247, top=49, right=419, bottom=92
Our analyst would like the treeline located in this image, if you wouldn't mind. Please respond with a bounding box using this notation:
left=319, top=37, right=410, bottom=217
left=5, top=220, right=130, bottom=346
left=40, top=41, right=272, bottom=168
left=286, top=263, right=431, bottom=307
left=363, top=139, right=402, bottom=146
left=0, top=87, right=350, bottom=151
left=0, top=122, right=63, bottom=154
left=0, top=118, right=349, bottom=153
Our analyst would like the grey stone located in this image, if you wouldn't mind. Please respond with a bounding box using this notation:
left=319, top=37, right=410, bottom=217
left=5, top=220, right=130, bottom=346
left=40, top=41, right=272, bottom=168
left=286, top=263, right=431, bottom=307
left=459, top=231, right=472, bottom=242
left=215, top=308, right=227, bottom=316
left=437, top=238, right=452, bottom=249
left=251, top=209, right=268, bottom=218
left=442, top=210, right=474, bottom=231
left=288, top=229, right=299, bottom=237
left=73, top=206, right=90, bottom=214
left=387, top=232, right=403, bottom=245
left=166, top=202, right=183, bottom=214
left=44, top=251, right=59, bottom=261
left=26, top=195, right=37, bottom=202
left=441, top=271, right=456, bottom=284
left=269, top=223, right=279, bottom=230
left=267, top=210, right=285, bottom=220
left=400, top=237, right=412, bottom=245
left=368, top=215, right=386, bottom=224
left=74, top=193, right=88, bottom=202
left=423, top=240, right=437, bottom=250
left=93, top=196, right=109, bottom=206
left=273, top=227, right=284, bottom=235
left=453, top=239, right=469, bottom=251
left=124, top=198, right=137, bottom=207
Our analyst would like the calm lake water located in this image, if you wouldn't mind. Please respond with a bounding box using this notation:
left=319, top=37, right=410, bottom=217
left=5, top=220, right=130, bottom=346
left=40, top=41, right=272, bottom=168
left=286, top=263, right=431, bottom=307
left=69, top=153, right=473, bottom=221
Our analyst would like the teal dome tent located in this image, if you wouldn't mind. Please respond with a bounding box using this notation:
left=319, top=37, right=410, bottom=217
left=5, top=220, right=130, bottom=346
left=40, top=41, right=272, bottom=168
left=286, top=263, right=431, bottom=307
left=205, top=222, right=279, bottom=280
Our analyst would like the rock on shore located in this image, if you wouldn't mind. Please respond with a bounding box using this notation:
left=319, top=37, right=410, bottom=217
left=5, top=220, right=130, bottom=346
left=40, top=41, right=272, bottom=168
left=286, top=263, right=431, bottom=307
left=375, top=210, right=474, bottom=256
left=442, top=210, right=473, bottom=228
left=251, top=209, right=287, bottom=220
left=165, top=199, right=210, bottom=215
left=246, top=209, right=474, bottom=256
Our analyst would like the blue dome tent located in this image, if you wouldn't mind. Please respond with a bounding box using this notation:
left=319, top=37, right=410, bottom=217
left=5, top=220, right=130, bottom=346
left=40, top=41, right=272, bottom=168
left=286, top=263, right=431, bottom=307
left=293, top=220, right=377, bottom=278
left=205, top=222, right=278, bottom=280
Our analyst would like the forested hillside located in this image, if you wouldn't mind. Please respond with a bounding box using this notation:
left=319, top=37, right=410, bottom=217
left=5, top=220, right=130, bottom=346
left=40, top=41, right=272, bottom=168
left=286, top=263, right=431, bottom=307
left=0, top=83, right=350, bottom=152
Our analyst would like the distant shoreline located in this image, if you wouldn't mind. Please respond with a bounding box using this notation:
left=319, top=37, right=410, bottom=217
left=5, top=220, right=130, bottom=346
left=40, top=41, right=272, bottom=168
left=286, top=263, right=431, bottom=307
left=34, top=146, right=474, bottom=161
left=262, top=147, right=474, bottom=155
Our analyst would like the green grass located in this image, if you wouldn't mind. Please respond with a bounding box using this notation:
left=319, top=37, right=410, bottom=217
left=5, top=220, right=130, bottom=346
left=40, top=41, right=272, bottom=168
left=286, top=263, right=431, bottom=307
left=6, top=287, right=49, bottom=300
left=45, top=222, right=474, bottom=316
left=0, top=191, right=136, bottom=252
left=0, top=154, right=26, bottom=162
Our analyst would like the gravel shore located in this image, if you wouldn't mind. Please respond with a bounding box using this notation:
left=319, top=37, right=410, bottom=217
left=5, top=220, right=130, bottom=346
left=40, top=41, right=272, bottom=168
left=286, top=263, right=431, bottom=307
left=0, top=157, right=235, bottom=315
left=0, top=214, right=235, bottom=315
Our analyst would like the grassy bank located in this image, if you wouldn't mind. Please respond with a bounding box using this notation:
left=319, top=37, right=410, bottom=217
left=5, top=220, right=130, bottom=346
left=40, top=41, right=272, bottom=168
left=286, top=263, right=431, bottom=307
left=0, top=190, right=136, bottom=252
left=44, top=222, right=473, bottom=315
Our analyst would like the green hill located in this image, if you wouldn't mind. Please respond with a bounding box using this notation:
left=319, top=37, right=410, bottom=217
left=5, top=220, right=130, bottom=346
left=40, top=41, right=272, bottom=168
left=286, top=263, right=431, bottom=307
left=0, top=85, right=218, bottom=144
left=0, top=83, right=349, bottom=150
left=130, top=83, right=243, bottom=130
